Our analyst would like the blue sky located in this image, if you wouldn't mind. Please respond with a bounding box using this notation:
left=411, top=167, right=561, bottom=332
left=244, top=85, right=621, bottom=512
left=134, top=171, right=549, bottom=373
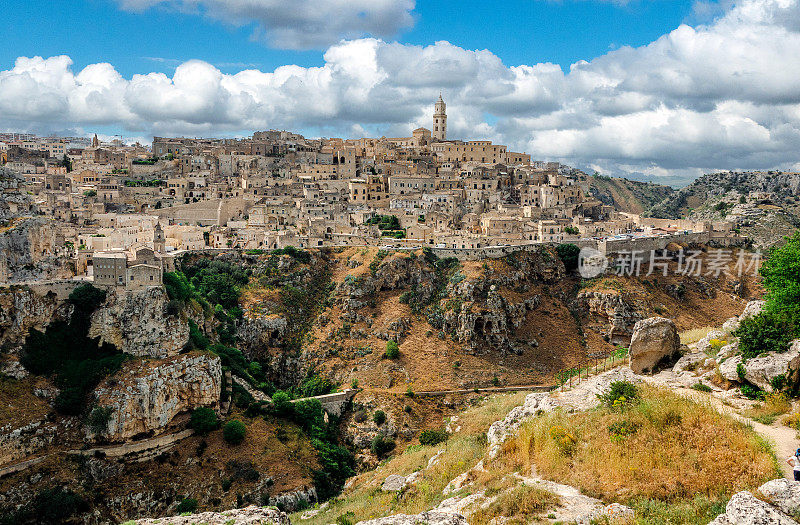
left=1, top=0, right=799, bottom=185
left=2, top=0, right=696, bottom=76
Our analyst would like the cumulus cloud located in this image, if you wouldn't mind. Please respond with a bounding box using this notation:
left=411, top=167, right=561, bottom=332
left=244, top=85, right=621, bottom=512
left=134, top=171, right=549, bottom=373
left=116, top=0, right=416, bottom=50
left=2, top=0, right=800, bottom=183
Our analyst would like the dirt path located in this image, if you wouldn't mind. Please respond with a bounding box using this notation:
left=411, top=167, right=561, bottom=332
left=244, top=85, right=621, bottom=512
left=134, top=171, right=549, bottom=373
left=644, top=378, right=797, bottom=479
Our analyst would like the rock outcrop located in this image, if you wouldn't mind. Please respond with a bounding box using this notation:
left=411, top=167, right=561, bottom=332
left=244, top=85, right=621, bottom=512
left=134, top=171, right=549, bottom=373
left=739, top=340, right=800, bottom=393
left=709, top=488, right=797, bottom=524
left=628, top=317, right=680, bottom=374
left=381, top=474, right=408, bottom=492
left=0, top=283, right=73, bottom=350
left=356, top=511, right=468, bottom=525
left=0, top=217, right=72, bottom=283
left=486, top=367, right=640, bottom=457
left=758, top=479, right=800, bottom=516
left=131, top=505, right=290, bottom=525
left=93, top=352, right=222, bottom=441
left=90, top=287, right=188, bottom=358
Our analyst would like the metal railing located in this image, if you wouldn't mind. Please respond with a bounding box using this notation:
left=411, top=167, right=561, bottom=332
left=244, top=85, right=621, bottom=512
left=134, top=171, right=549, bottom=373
left=555, top=346, right=629, bottom=390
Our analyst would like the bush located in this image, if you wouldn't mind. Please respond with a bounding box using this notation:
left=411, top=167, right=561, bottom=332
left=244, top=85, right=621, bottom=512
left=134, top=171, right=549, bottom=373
left=86, top=406, right=113, bottom=435
left=692, top=383, right=712, bottom=392
left=190, top=407, right=219, bottom=434
left=419, top=429, right=448, bottom=446
left=272, top=390, right=293, bottom=418
left=384, top=340, right=400, bottom=359
left=735, top=310, right=795, bottom=359
left=373, top=410, right=386, bottom=426
left=598, top=380, right=639, bottom=408
left=223, top=420, right=247, bottom=445
left=370, top=435, right=396, bottom=457
left=175, top=497, right=198, bottom=514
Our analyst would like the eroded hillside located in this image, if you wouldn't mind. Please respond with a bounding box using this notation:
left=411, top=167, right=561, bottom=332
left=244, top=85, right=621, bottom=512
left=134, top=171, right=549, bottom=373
left=0, top=244, right=762, bottom=523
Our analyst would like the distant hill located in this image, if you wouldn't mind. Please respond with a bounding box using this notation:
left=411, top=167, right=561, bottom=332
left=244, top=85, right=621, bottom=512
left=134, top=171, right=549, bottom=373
left=580, top=173, right=675, bottom=215
left=648, top=170, right=800, bottom=248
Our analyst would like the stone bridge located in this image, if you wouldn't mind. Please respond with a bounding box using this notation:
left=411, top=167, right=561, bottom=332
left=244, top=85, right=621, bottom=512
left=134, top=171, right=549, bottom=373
left=291, top=389, right=359, bottom=417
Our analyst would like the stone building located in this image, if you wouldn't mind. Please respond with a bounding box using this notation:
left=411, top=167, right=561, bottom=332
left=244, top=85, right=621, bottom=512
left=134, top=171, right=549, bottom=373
left=433, top=94, right=447, bottom=141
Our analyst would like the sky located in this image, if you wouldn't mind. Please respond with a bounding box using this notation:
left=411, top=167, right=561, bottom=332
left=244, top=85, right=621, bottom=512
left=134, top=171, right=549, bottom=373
left=1, top=0, right=799, bottom=186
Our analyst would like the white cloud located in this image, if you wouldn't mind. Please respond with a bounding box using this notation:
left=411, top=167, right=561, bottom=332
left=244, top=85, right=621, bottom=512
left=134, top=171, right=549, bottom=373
left=116, top=0, right=416, bottom=50
left=2, top=0, right=800, bottom=184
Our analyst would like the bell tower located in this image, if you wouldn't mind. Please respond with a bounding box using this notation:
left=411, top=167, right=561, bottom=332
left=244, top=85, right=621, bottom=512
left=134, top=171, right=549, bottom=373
left=433, top=93, right=447, bottom=141
left=154, top=222, right=166, bottom=253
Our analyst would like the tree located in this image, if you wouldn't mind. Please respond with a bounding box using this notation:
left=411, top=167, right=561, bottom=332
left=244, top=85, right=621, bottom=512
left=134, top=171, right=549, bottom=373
left=190, top=407, right=219, bottom=435
left=61, top=153, right=72, bottom=172
left=223, top=420, right=247, bottom=445
left=736, top=232, right=800, bottom=358
left=556, top=243, right=581, bottom=272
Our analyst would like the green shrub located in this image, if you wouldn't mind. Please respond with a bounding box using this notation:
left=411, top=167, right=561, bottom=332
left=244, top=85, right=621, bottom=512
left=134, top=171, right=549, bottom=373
left=223, top=420, right=247, bottom=445
left=384, top=340, right=400, bottom=359
left=188, top=320, right=209, bottom=350
left=272, top=390, right=293, bottom=418
left=175, top=497, right=198, bottom=514
left=598, top=381, right=639, bottom=408
left=190, top=407, right=219, bottom=434
left=419, top=429, right=448, bottom=446
left=736, top=310, right=795, bottom=359
left=692, top=383, right=712, bottom=392
left=740, top=384, right=765, bottom=400
left=373, top=410, right=386, bottom=426
left=370, top=435, right=396, bottom=457
left=86, top=406, right=113, bottom=435
left=737, top=362, right=747, bottom=382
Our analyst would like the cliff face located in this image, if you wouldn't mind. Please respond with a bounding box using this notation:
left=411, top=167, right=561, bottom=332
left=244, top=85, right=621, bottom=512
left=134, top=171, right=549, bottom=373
left=93, top=352, right=222, bottom=442
left=89, top=287, right=189, bottom=358
left=0, top=284, right=73, bottom=352
left=0, top=217, right=73, bottom=283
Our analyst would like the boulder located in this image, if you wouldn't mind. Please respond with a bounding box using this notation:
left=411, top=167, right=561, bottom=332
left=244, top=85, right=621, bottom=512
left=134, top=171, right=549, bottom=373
left=741, top=340, right=800, bottom=393
left=716, top=341, right=740, bottom=363
left=356, top=512, right=468, bottom=525
left=381, top=474, right=408, bottom=492
left=673, top=352, right=707, bottom=374
left=131, top=505, right=290, bottom=524
left=759, top=478, right=800, bottom=516
left=722, top=316, right=740, bottom=332
left=708, top=490, right=797, bottom=524
left=741, top=300, right=765, bottom=321
left=719, top=355, right=743, bottom=382
left=628, top=317, right=680, bottom=374
left=578, top=503, right=635, bottom=524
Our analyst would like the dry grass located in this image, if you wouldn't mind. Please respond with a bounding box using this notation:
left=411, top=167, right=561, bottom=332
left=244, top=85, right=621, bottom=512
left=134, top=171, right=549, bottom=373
left=292, top=393, right=527, bottom=525
left=680, top=327, right=718, bottom=346
left=470, top=484, right=560, bottom=525
left=0, top=376, right=50, bottom=428
left=496, top=385, right=779, bottom=521
left=743, top=393, right=792, bottom=425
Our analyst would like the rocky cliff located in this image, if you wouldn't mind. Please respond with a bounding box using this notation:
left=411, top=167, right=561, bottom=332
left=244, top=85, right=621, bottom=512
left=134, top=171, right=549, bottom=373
left=93, top=352, right=222, bottom=442
left=0, top=217, right=73, bottom=283
left=0, top=284, right=73, bottom=352
left=90, top=286, right=189, bottom=358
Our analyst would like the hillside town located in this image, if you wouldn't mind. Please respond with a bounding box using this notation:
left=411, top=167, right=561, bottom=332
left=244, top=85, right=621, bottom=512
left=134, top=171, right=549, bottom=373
left=0, top=97, right=740, bottom=288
